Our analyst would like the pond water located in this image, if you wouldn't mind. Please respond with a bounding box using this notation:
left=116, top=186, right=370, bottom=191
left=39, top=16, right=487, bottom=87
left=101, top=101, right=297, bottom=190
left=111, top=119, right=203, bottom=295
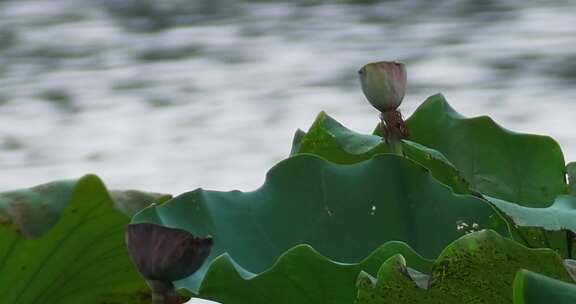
left=1, top=0, right=575, bottom=194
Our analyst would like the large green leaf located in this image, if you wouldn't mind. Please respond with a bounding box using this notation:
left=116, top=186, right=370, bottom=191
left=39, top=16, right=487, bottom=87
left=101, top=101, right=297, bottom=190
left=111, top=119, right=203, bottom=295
left=485, top=195, right=576, bottom=258
left=296, top=111, right=386, bottom=163
left=0, top=174, right=171, bottom=304
left=133, top=154, right=506, bottom=292
left=407, top=94, right=567, bottom=206
left=483, top=164, right=576, bottom=256
left=198, top=242, right=432, bottom=304
left=487, top=195, right=576, bottom=234
left=292, top=104, right=572, bottom=257
left=513, top=270, right=576, bottom=304
left=356, top=230, right=573, bottom=304
left=294, top=111, right=471, bottom=194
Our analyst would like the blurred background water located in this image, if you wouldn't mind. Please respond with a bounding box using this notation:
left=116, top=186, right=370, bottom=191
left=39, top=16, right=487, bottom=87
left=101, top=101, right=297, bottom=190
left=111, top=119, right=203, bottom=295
left=0, top=0, right=575, bottom=194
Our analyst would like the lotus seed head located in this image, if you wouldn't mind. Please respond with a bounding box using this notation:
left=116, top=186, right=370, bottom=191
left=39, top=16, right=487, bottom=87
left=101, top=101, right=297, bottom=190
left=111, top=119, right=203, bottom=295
left=126, top=223, right=213, bottom=282
left=358, top=61, right=407, bottom=112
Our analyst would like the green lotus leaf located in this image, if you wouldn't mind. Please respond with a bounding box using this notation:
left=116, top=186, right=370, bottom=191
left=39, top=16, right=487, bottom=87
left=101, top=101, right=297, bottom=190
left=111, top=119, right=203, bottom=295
left=513, top=269, right=576, bottom=304
left=0, top=174, right=171, bottom=304
left=289, top=128, right=307, bottom=156
left=356, top=230, right=573, bottom=304
left=407, top=94, right=567, bottom=206
left=293, top=111, right=471, bottom=194
left=400, top=140, right=471, bottom=195
left=198, top=242, right=431, bottom=304
left=487, top=195, right=576, bottom=233
left=132, top=154, right=506, bottom=292
left=484, top=195, right=576, bottom=258
left=296, top=111, right=385, bottom=161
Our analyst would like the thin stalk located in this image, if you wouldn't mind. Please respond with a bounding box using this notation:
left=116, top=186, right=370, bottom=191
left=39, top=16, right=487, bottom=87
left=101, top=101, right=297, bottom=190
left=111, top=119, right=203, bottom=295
left=381, top=109, right=409, bottom=155
left=148, top=280, right=181, bottom=304
left=152, top=292, right=166, bottom=304
left=386, top=137, right=403, bottom=155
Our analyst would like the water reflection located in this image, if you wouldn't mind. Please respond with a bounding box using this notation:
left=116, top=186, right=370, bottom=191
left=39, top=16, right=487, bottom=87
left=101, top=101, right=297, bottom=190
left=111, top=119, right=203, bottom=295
left=0, top=0, right=575, bottom=193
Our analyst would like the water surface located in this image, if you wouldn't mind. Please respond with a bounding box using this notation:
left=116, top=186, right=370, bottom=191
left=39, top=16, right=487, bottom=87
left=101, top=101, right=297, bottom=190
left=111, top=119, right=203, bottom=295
left=1, top=0, right=575, bottom=194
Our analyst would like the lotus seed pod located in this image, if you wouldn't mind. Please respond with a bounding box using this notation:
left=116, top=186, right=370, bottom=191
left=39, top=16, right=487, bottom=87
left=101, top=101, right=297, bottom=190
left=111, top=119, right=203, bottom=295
left=358, top=61, right=407, bottom=112
left=126, top=223, right=213, bottom=282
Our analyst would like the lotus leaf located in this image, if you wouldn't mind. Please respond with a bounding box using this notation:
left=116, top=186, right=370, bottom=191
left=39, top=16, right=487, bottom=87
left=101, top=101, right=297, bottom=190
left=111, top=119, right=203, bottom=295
left=294, top=111, right=471, bottom=194
left=407, top=94, right=567, bottom=206
left=356, top=230, right=573, bottom=303
left=513, top=269, right=576, bottom=303
left=0, top=174, right=171, bottom=303
left=485, top=195, right=576, bottom=258
left=198, top=242, right=431, bottom=304
left=133, top=154, right=506, bottom=292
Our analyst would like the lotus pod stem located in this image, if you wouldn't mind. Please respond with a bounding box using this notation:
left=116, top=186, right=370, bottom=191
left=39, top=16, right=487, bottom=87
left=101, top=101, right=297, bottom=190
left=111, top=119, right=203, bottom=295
left=358, top=61, right=410, bottom=147
left=381, top=109, right=409, bottom=142
left=149, top=280, right=181, bottom=304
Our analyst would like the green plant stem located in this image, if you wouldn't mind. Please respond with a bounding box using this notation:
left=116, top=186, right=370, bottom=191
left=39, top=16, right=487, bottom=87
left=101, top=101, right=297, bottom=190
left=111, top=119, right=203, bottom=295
left=152, top=292, right=166, bottom=304
left=380, top=110, right=406, bottom=155
left=386, top=138, right=403, bottom=155
left=148, top=280, right=181, bottom=304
